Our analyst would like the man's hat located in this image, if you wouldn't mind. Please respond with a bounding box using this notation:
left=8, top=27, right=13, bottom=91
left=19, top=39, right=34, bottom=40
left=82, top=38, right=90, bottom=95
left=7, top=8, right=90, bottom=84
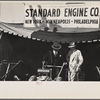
left=52, top=42, right=61, bottom=50
left=68, top=42, right=76, bottom=48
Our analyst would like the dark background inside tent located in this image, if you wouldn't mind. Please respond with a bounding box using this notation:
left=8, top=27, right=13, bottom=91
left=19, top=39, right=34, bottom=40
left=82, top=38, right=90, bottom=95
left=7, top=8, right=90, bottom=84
left=0, top=32, right=100, bottom=81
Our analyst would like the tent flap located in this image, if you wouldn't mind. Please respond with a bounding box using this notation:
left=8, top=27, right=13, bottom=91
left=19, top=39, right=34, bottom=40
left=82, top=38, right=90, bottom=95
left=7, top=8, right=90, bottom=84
left=31, top=30, right=100, bottom=43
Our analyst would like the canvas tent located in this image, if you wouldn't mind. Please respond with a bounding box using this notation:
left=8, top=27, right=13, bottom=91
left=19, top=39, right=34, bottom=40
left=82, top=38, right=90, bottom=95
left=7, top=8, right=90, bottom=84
left=0, top=22, right=100, bottom=43
left=1, top=21, right=100, bottom=81
left=0, top=0, right=100, bottom=81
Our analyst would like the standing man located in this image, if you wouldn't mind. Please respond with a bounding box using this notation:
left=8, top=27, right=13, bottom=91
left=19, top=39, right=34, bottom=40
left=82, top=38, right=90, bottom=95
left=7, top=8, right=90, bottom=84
left=66, top=42, right=83, bottom=81
left=42, top=42, right=66, bottom=80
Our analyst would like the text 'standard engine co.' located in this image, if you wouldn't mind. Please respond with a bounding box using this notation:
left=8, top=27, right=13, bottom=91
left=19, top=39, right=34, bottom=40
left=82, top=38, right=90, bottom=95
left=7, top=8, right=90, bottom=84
left=25, top=7, right=99, bottom=17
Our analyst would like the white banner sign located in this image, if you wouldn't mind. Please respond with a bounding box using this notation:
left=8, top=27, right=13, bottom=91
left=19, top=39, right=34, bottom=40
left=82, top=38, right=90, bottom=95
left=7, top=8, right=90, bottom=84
left=24, top=4, right=99, bottom=28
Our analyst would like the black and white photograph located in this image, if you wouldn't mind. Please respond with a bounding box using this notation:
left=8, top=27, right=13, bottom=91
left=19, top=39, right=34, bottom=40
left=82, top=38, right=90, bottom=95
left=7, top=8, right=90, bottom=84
left=0, top=1, right=100, bottom=82
left=1, top=1, right=100, bottom=99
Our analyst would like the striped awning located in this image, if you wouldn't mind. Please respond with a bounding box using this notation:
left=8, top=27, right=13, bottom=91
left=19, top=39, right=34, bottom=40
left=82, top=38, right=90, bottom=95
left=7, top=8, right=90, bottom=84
left=0, top=22, right=100, bottom=43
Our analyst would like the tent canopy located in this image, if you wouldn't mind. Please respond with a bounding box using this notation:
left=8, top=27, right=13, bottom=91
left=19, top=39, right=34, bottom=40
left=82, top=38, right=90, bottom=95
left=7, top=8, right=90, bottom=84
left=0, top=22, right=100, bottom=43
